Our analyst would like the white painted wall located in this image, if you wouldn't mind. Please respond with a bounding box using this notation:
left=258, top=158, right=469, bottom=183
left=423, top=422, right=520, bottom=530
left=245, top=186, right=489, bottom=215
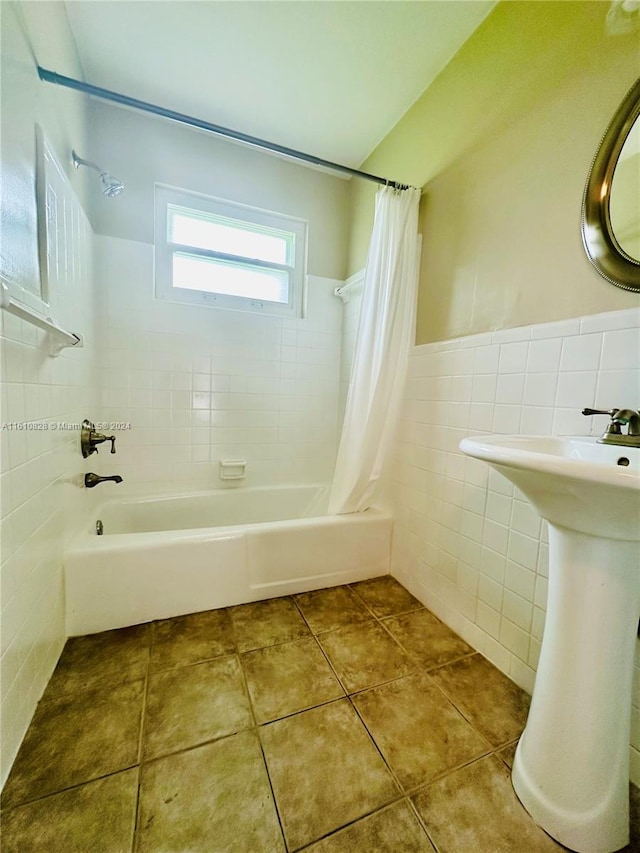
left=85, top=100, right=351, bottom=282
left=0, top=2, right=97, bottom=788
left=386, top=306, right=640, bottom=782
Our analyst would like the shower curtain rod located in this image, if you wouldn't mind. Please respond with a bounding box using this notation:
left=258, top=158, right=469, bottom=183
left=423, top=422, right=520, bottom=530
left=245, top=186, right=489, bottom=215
left=37, top=67, right=409, bottom=189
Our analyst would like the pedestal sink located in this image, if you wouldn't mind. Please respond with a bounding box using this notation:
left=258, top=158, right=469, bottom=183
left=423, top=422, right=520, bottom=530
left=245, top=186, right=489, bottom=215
left=459, top=435, right=640, bottom=853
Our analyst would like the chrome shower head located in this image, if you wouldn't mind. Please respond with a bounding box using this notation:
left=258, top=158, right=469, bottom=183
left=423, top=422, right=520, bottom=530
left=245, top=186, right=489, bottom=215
left=72, top=150, right=124, bottom=197
left=100, top=172, right=124, bottom=198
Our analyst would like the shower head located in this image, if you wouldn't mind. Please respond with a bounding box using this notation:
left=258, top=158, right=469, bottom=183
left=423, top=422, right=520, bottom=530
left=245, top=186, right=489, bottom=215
left=72, top=150, right=124, bottom=197
left=100, top=172, right=125, bottom=198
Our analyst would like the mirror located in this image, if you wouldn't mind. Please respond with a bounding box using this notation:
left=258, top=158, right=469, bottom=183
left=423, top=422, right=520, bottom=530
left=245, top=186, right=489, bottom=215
left=582, top=78, right=640, bottom=291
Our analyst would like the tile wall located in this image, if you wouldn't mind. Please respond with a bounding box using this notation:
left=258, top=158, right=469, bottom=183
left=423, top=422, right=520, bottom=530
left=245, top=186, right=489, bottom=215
left=387, top=305, right=640, bottom=781
left=93, top=236, right=343, bottom=492
left=0, top=190, right=97, bottom=787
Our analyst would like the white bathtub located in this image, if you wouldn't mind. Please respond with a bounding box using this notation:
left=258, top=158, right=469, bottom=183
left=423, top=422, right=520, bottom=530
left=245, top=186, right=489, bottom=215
left=64, top=485, right=392, bottom=635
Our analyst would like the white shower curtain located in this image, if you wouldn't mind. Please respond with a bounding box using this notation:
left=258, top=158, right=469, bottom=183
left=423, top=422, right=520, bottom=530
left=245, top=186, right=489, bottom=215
left=329, top=185, right=421, bottom=515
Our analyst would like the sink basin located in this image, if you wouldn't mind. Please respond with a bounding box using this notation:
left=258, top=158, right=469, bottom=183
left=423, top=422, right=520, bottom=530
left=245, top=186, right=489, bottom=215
left=460, top=434, right=640, bottom=853
left=459, top=435, right=639, bottom=540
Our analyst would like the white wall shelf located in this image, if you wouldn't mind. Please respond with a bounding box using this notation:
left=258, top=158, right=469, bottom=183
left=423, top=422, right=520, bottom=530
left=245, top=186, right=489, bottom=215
left=1, top=282, right=83, bottom=356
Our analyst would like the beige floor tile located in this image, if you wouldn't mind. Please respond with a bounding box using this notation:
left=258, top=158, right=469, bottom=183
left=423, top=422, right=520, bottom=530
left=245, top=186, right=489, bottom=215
left=497, top=741, right=519, bottom=769
left=429, top=654, right=530, bottom=746
left=350, top=576, right=423, bottom=618
left=260, top=699, right=399, bottom=850
left=353, top=673, right=489, bottom=791
left=230, top=596, right=310, bottom=652
left=383, top=609, right=474, bottom=669
left=413, top=754, right=564, bottom=852
left=300, top=800, right=435, bottom=852
left=241, top=637, right=344, bottom=723
left=295, top=585, right=372, bottom=634
left=150, top=608, right=235, bottom=671
left=143, top=655, right=253, bottom=759
left=136, top=730, right=285, bottom=853
left=318, top=621, right=416, bottom=693
left=1, top=768, right=139, bottom=853
left=1, top=680, right=144, bottom=809
left=43, top=623, right=151, bottom=700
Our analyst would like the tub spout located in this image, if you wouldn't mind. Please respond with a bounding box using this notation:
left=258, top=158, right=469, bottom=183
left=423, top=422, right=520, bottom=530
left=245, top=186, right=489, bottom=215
left=84, top=473, right=123, bottom=488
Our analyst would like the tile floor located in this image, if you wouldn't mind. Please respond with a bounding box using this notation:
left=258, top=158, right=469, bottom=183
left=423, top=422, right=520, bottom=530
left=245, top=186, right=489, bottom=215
left=2, top=575, right=639, bottom=852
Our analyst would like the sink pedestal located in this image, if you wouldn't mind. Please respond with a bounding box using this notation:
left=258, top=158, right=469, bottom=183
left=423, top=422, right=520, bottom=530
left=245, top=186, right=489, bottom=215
left=512, top=525, right=640, bottom=853
left=459, top=434, right=640, bottom=853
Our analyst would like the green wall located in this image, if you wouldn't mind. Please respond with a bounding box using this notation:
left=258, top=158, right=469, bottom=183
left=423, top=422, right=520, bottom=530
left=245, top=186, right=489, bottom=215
left=347, top=1, right=639, bottom=343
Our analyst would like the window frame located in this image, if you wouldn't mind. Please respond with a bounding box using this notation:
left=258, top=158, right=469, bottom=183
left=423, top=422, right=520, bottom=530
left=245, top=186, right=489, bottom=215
left=154, top=185, right=307, bottom=317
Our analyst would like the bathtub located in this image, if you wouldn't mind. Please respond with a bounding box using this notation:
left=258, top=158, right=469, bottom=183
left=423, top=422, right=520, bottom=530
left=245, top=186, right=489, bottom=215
left=63, top=484, right=393, bottom=635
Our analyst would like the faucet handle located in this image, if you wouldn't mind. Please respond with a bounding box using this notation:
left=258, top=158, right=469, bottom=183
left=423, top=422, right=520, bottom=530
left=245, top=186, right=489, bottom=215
left=106, top=435, right=116, bottom=453
left=582, top=408, right=619, bottom=417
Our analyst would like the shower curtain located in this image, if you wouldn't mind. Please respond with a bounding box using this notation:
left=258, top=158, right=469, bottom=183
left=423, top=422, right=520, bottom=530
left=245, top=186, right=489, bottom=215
left=329, top=185, right=421, bottom=515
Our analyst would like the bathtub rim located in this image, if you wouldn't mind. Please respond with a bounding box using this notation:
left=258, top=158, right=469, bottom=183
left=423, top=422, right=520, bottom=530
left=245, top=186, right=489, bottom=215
left=66, top=503, right=392, bottom=555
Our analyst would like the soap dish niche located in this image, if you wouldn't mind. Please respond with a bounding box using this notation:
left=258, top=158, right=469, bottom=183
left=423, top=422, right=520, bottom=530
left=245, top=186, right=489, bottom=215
left=219, top=459, right=247, bottom=481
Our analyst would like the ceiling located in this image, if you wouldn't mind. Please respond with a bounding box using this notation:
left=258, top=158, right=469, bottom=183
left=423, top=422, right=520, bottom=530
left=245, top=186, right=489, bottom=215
left=62, top=1, right=496, bottom=168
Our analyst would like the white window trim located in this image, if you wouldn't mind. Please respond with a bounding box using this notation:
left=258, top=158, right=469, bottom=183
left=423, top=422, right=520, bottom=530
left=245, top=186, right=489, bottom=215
left=154, top=185, right=307, bottom=317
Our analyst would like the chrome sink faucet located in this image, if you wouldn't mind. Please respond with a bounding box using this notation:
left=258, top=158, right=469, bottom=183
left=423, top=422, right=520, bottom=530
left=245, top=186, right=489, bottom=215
left=582, top=407, right=640, bottom=447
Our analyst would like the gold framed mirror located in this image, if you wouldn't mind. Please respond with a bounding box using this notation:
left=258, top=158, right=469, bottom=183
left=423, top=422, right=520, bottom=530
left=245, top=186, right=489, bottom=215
left=581, top=78, right=640, bottom=292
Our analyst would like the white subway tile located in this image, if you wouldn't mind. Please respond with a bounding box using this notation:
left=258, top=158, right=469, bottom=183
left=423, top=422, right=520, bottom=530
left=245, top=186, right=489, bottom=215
left=496, top=375, right=525, bottom=405
left=468, top=402, right=495, bottom=432
left=502, top=590, right=533, bottom=631
left=601, top=328, right=640, bottom=370
left=492, top=404, right=522, bottom=434
left=498, top=342, right=529, bottom=374
left=485, top=492, right=512, bottom=526
left=476, top=601, right=501, bottom=639
left=507, top=530, right=539, bottom=571
left=505, top=561, right=536, bottom=601
left=530, top=318, right=581, bottom=340
left=452, top=348, right=475, bottom=376
left=521, top=406, right=554, bottom=435
left=500, top=617, right=530, bottom=662
left=462, top=483, right=487, bottom=515
left=552, top=406, right=589, bottom=436
left=492, top=327, right=531, bottom=344
left=511, top=499, right=541, bottom=538
left=460, top=510, right=484, bottom=542
left=458, top=535, right=481, bottom=569
left=594, top=370, right=640, bottom=409
left=523, top=373, right=557, bottom=407
left=480, top=545, right=506, bottom=582
left=526, top=338, right=562, bottom=374
left=534, top=575, right=549, bottom=610
left=487, top=468, right=513, bottom=497
left=560, top=333, right=602, bottom=373
left=473, top=345, right=500, bottom=375
left=555, top=371, right=598, bottom=409
left=580, top=307, right=640, bottom=334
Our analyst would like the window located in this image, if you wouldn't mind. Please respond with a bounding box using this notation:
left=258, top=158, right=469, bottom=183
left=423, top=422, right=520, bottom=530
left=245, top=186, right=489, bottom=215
left=155, top=187, right=307, bottom=316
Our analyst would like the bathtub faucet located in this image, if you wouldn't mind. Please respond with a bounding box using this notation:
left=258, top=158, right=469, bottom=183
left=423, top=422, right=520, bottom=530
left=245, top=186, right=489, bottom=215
left=81, top=419, right=117, bottom=457
left=84, top=473, right=123, bottom=488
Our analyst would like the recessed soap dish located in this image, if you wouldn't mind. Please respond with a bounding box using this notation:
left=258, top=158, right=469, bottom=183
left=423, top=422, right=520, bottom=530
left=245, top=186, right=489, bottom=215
left=219, top=459, right=247, bottom=480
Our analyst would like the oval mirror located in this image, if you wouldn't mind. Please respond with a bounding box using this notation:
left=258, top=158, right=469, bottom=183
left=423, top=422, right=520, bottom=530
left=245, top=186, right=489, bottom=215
left=582, top=78, right=640, bottom=292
